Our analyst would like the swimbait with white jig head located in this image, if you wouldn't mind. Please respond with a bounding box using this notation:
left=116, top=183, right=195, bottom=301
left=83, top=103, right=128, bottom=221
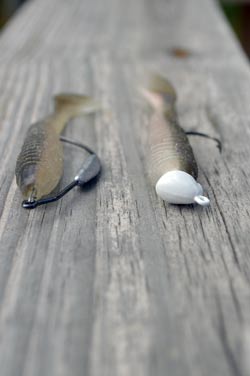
left=142, top=74, right=210, bottom=207
left=15, top=94, right=101, bottom=208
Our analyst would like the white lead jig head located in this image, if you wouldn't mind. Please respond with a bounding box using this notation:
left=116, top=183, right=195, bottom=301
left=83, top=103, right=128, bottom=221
left=156, top=171, right=210, bottom=207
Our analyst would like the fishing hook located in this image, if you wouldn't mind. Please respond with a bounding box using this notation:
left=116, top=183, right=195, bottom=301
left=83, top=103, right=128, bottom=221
left=22, top=136, right=101, bottom=209
left=185, top=131, right=222, bottom=153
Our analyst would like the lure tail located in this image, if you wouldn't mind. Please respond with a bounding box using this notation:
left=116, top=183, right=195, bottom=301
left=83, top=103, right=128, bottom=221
left=141, top=74, right=177, bottom=112
left=148, top=74, right=177, bottom=104
left=52, top=94, right=101, bottom=134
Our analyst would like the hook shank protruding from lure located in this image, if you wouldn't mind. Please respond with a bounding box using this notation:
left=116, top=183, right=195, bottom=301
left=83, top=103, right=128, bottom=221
left=22, top=137, right=101, bottom=209
left=185, top=131, right=222, bottom=153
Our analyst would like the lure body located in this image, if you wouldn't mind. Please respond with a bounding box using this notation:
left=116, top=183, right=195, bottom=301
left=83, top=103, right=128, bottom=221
left=15, top=94, right=99, bottom=201
left=149, top=108, right=198, bottom=185
left=143, top=74, right=209, bottom=206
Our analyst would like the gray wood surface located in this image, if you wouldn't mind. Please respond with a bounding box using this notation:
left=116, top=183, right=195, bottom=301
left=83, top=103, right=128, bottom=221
left=0, top=0, right=250, bottom=375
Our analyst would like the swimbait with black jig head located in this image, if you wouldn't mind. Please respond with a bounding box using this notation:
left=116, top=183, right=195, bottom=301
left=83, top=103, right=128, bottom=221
left=142, top=74, right=210, bottom=207
left=15, top=94, right=100, bottom=207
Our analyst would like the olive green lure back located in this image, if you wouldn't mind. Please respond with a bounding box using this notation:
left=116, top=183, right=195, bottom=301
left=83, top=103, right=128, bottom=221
left=15, top=94, right=100, bottom=201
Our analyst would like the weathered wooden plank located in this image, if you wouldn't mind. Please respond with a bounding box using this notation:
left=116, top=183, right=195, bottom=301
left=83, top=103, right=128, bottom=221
left=0, top=1, right=250, bottom=376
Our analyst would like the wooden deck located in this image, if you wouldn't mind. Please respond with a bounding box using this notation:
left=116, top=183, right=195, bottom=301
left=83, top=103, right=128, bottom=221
left=0, top=0, right=250, bottom=375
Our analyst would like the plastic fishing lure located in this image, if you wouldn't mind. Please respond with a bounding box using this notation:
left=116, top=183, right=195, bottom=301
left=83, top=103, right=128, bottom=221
left=142, top=74, right=218, bottom=207
left=15, top=94, right=101, bottom=209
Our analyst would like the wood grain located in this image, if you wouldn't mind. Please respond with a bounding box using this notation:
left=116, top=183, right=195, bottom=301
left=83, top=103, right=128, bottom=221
left=0, top=0, right=250, bottom=375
